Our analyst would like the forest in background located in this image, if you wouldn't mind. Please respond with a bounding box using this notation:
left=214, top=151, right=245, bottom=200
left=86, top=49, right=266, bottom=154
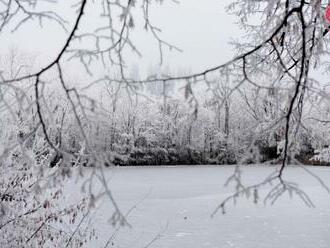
left=2, top=54, right=330, bottom=169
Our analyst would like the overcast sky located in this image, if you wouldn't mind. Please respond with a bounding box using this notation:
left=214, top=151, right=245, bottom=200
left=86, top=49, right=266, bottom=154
left=0, top=0, right=241, bottom=80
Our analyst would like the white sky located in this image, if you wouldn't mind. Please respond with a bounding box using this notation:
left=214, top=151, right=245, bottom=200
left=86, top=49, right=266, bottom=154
left=1, top=0, right=328, bottom=95
left=0, top=0, right=241, bottom=79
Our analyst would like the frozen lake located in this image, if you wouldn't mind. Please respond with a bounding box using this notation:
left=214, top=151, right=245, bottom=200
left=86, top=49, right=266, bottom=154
left=67, top=165, right=330, bottom=248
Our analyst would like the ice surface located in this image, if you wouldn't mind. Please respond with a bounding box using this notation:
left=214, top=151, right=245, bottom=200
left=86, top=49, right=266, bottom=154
left=66, top=165, right=330, bottom=248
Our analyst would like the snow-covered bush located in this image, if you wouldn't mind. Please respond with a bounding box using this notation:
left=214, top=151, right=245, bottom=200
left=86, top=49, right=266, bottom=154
left=310, top=147, right=330, bottom=165
left=0, top=101, right=93, bottom=247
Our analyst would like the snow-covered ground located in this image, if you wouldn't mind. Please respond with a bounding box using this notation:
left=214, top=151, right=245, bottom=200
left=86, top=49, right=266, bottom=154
left=66, top=165, right=330, bottom=248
